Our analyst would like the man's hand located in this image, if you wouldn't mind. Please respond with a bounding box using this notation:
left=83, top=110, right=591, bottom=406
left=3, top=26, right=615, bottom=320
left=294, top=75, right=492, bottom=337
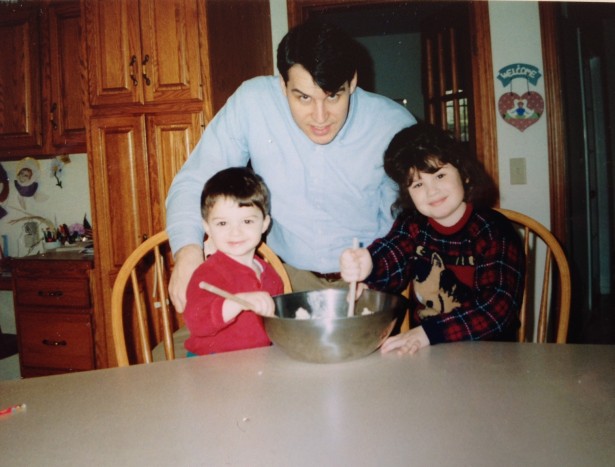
left=169, top=244, right=205, bottom=312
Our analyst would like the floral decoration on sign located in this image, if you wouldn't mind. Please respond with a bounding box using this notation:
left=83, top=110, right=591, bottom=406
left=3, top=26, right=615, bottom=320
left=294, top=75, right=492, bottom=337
left=497, top=63, right=544, bottom=132
left=50, top=155, right=71, bottom=188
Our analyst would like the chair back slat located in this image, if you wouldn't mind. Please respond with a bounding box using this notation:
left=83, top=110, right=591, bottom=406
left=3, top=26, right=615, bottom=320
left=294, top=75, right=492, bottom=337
left=537, top=248, right=552, bottom=343
left=517, top=224, right=531, bottom=342
left=154, top=244, right=174, bottom=360
left=131, top=268, right=152, bottom=363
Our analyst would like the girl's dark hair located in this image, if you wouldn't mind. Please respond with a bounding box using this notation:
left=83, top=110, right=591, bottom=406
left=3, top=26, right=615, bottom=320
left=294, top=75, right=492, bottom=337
left=201, top=167, right=270, bottom=220
left=383, top=123, right=498, bottom=215
left=276, top=19, right=359, bottom=94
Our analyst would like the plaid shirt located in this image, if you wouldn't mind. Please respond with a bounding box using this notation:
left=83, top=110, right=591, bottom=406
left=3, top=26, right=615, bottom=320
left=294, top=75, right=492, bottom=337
left=366, top=205, right=524, bottom=344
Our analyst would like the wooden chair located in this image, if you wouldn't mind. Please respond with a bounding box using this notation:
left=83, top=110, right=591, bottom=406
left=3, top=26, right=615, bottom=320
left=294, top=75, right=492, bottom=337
left=495, top=208, right=571, bottom=343
left=111, top=231, right=292, bottom=366
left=400, top=209, right=571, bottom=343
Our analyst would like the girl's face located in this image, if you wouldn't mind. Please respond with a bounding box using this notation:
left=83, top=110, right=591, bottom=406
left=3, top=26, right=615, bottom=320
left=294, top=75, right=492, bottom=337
left=203, top=196, right=270, bottom=266
left=408, top=163, right=467, bottom=227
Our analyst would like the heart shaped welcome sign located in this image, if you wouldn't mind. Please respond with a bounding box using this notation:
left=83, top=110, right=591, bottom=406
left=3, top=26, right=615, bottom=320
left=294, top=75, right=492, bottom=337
left=498, top=91, right=544, bottom=132
left=496, top=63, right=545, bottom=133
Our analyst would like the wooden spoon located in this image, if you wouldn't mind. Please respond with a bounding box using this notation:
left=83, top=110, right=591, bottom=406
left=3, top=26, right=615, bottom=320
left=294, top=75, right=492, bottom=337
left=199, top=281, right=254, bottom=309
left=347, top=237, right=359, bottom=317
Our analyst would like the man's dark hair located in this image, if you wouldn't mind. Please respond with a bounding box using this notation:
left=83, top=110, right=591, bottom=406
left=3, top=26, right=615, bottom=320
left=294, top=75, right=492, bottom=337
left=201, top=167, right=270, bottom=220
left=276, top=19, right=359, bottom=94
left=384, top=123, right=498, bottom=215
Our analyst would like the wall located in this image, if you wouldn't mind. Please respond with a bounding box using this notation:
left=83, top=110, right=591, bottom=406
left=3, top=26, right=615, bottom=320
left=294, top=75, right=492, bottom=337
left=0, top=153, right=92, bottom=258
left=489, top=1, right=550, bottom=227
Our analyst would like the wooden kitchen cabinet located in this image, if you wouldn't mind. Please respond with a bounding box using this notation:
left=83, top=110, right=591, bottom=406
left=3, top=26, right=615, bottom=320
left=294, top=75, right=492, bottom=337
left=83, top=0, right=203, bottom=108
left=12, top=253, right=95, bottom=378
left=0, top=0, right=85, bottom=159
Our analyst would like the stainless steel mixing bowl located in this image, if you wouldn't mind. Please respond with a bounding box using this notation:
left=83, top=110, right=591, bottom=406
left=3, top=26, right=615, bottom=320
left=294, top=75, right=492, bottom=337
left=263, top=288, right=407, bottom=363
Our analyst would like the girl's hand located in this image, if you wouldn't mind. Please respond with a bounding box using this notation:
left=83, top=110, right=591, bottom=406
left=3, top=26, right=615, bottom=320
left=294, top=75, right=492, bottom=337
left=340, top=247, right=373, bottom=283
left=380, top=326, right=430, bottom=355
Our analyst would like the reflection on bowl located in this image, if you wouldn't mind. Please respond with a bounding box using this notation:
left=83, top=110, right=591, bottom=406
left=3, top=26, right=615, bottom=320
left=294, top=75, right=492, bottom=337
left=263, top=288, right=407, bottom=363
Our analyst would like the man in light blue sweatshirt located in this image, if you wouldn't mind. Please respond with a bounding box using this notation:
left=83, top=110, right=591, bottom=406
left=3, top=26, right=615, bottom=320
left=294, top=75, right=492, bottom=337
left=166, top=19, right=416, bottom=311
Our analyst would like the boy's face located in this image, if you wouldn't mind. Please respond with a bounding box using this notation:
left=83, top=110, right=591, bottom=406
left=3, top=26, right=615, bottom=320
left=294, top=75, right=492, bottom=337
left=203, top=197, right=270, bottom=264
left=281, top=64, right=357, bottom=145
left=407, top=163, right=467, bottom=227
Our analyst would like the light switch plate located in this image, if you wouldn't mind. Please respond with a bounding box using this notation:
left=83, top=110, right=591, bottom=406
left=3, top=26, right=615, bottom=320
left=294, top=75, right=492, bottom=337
left=510, top=157, right=527, bottom=185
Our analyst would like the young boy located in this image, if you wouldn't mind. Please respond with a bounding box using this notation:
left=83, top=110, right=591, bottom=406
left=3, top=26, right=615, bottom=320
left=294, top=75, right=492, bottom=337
left=183, top=167, right=283, bottom=356
left=340, top=123, right=525, bottom=355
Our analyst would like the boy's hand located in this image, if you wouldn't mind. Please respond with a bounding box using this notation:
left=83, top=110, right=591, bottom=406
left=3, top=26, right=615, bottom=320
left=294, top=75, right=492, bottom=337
left=222, top=291, right=276, bottom=321
left=236, top=291, right=276, bottom=317
left=380, top=326, right=430, bottom=355
left=340, top=247, right=373, bottom=283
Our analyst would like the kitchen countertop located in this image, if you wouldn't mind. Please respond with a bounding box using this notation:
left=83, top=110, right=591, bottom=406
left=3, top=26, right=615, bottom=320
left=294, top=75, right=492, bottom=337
left=0, top=249, right=94, bottom=289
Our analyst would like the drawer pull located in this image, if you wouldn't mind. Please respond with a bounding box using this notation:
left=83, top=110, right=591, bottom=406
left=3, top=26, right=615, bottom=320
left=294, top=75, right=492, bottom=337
left=42, top=339, right=68, bottom=347
left=38, top=290, right=64, bottom=297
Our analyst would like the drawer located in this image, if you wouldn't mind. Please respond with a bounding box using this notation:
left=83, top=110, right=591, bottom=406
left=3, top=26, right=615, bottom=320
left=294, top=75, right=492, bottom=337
left=14, top=278, right=90, bottom=308
left=18, top=311, right=94, bottom=371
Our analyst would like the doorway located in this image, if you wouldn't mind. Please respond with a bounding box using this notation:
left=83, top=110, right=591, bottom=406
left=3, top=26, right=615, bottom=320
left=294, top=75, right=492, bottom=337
left=555, top=2, right=615, bottom=342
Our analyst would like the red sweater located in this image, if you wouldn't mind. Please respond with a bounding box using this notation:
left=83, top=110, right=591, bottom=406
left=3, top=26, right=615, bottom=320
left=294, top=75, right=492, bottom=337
left=183, top=251, right=284, bottom=355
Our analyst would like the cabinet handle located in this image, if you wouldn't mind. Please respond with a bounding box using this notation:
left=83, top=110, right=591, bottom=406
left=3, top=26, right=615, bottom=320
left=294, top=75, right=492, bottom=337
left=129, top=55, right=139, bottom=86
left=38, top=290, right=64, bottom=297
left=142, top=54, right=151, bottom=86
left=142, top=233, right=149, bottom=241
left=50, top=102, right=58, bottom=130
left=42, top=339, right=67, bottom=347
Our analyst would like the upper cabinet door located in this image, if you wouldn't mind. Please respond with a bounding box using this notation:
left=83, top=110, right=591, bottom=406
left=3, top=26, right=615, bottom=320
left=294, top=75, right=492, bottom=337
left=0, top=6, right=43, bottom=154
left=83, top=0, right=143, bottom=107
left=139, top=0, right=203, bottom=104
left=47, top=2, right=86, bottom=152
left=83, top=0, right=202, bottom=108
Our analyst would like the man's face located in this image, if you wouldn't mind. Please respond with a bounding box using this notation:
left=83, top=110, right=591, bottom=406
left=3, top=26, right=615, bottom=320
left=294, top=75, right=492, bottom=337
left=281, top=64, right=357, bottom=145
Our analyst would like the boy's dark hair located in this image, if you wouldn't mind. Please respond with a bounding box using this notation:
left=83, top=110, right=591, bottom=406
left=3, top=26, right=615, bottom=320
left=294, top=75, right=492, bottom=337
left=383, top=123, right=498, bottom=215
left=201, top=167, right=270, bottom=220
left=276, top=19, right=359, bottom=94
